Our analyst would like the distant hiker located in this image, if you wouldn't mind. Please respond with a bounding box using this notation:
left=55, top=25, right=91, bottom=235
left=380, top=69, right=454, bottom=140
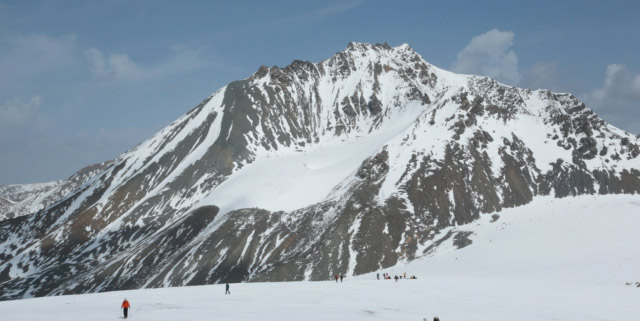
left=376, top=273, right=380, bottom=280
left=403, top=272, right=407, bottom=279
left=225, top=282, right=230, bottom=294
left=334, top=275, right=339, bottom=282
left=394, top=275, right=399, bottom=282
left=340, top=274, right=344, bottom=282
left=121, top=298, right=130, bottom=319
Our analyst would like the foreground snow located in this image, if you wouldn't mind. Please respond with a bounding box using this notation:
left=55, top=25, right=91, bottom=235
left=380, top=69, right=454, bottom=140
left=1, top=195, right=638, bottom=320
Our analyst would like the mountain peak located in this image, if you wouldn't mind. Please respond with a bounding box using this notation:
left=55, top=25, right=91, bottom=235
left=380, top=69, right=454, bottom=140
left=344, top=41, right=415, bottom=53
left=248, top=42, right=430, bottom=85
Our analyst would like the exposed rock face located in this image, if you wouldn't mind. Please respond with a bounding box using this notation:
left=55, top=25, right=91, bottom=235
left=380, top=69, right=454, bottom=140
left=0, top=42, right=638, bottom=300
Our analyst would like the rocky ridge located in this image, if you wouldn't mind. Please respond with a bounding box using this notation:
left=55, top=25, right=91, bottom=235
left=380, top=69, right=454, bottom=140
left=0, top=162, right=111, bottom=221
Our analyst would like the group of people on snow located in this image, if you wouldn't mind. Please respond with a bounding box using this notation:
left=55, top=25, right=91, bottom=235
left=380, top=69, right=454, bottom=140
left=118, top=272, right=425, bottom=319
left=377, top=272, right=417, bottom=281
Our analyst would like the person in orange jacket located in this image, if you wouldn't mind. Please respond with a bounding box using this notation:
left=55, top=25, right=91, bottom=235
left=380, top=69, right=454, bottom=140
left=121, top=298, right=131, bottom=319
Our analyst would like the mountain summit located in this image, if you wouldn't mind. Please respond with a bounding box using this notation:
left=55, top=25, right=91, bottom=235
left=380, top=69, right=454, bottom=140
left=0, top=43, right=638, bottom=300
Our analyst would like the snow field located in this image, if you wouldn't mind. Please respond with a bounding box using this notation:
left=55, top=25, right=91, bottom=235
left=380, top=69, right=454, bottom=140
left=0, top=276, right=636, bottom=321
left=198, top=100, right=426, bottom=215
left=397, top=195, right=639, bottom=285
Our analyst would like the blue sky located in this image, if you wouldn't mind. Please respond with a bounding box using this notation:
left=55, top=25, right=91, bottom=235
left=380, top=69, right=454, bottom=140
left=1, top=0, right=639, bottom=185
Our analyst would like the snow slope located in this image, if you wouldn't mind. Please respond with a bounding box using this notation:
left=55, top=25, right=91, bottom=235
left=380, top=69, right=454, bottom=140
left=396, top=195, right=639, bottom=285
left=1, top=195, right=638, bottom=321
left=200, top=101, right=425, bottom=213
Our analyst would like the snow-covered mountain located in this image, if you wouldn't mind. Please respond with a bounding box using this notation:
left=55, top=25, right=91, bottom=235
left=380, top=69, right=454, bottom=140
left=0, top=181, right=61, bottom=220
left=0, top=42, right=638, bottom=300
left=0, top=162, right=112, bottom=221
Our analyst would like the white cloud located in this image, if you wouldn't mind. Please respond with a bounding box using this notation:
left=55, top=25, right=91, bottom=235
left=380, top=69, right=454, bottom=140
left=84, top=48, right=141, bottom=80
left=586, top=64, right=640, bottom=109
left=0, top=95, right=42, bottom=130
left=108, top=53, right=140, bottom=79
left=451, top=29, right=520, bottom=85
left=84, top=47, right=206, bottom=81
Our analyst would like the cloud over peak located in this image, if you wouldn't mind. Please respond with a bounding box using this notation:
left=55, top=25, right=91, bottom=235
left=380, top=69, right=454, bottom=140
left=451, top=29, right=520, bottom=85
left=587, top=64, right=640, bottom=109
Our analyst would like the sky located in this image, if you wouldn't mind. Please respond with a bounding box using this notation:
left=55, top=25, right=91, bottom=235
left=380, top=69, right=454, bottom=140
left=0, top=0, right=639, bottom=185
